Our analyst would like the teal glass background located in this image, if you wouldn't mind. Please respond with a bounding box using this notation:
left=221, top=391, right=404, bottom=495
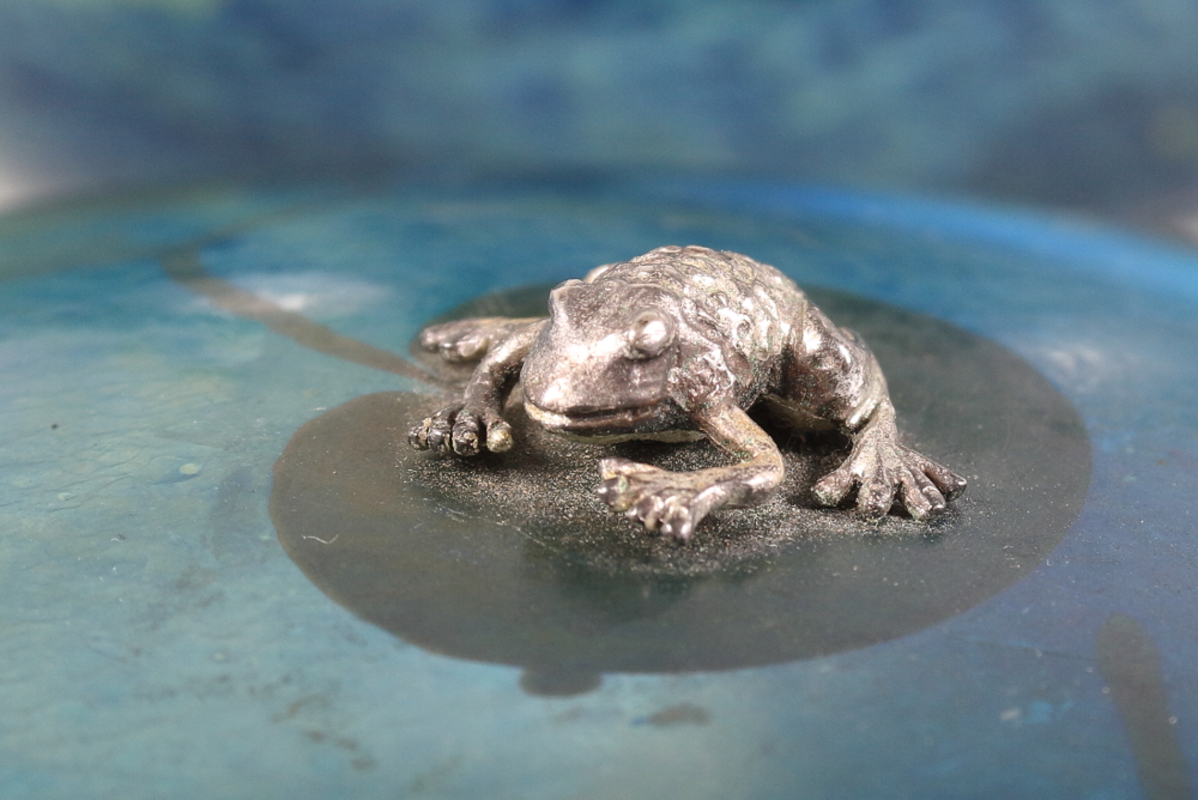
left=1, top=179, right=1195, bottom=798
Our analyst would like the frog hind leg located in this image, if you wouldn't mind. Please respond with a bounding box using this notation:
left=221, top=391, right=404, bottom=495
left=783, top=304, right=966, bottom=521
left=418, top=316, right=544, bottom=363
left=596, top=402, right=784, bottom=540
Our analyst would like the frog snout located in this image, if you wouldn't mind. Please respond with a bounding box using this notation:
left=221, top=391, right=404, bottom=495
left=523, top=374, right=572, bottom=412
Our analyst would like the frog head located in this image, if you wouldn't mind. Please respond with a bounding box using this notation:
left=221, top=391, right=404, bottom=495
left=522, top=279, right=686, bottom=438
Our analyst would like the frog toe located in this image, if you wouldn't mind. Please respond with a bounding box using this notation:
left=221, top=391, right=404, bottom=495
left=658, top=505, right=697, bottom=541
left=855, top=471, right=897, bottom=519
left=409, top=402, right=462, bottom=453
left=425, top=409, right=458, bottom=454
left=484, top=418, right=513, bottom=453
left=897, top=468, right=947, bottom=521
left=627, top=493, right=666, bottom=529
left=927, top=461, right=968, bottom=500
left=450, top=416, right=482, bottom=456
left=407, top=417, right=432, bottom=450
left=812, top=466, right=855, bottom=508
left=619, top=489, right=697, bottom=541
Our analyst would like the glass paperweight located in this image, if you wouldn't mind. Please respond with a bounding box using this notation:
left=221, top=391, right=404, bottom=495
left=1, top=180, right=1194, bottom=799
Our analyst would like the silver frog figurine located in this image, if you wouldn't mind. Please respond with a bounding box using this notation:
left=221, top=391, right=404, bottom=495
left=410, top=245, right=966, bottom=540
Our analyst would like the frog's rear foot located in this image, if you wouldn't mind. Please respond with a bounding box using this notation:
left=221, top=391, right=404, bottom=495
left=418, top=318, right=521, bottom=363
left=813, top=440, right=966, bottom=521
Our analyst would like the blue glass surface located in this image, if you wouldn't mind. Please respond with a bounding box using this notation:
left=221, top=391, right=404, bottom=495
left=1, top=180, right=1195, bottom=799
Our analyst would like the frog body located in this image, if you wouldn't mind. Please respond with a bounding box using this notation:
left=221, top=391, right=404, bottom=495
left=409, top=245, right=965, bottom=540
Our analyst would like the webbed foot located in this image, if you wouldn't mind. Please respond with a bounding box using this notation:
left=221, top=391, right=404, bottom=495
left=408, top=402, right=514, bottom=456
left=596, top=457, right=730, bottom=541
left=813, top=435, right=966, bottom=521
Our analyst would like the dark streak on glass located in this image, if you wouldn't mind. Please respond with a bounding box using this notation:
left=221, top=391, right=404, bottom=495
left=161, top=248, right=450, bottom=388
left=1096, top=614, right=1193, bottom=800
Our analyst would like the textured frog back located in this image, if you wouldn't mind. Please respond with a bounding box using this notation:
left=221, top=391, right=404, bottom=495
left=585, top=245, right=806, bottom=365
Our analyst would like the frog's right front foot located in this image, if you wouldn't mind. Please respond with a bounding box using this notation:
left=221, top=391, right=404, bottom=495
left=596, top=458, right=727, bottom=541
left=408, top=402, right=513, bottom=456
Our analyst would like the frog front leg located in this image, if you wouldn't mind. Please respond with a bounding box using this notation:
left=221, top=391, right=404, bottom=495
left=596, top=402, right=784, bottom=540
left=789, top=305, right=967, bottom=520
left=409, top=319, right=545, bottom=456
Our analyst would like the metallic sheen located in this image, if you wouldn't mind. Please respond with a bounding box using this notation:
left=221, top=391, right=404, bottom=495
left=409, top=245, right=966, bottom=539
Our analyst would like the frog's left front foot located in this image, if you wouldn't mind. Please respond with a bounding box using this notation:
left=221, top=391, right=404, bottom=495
left=408, top=401, right=514, bottom=456
left=813, top=435, right=966, bottom=522
left=596, top=458, right=728, bottom=541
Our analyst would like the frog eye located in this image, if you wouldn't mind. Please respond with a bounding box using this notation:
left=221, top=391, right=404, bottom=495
left=626, top=310, right=674, bottom=360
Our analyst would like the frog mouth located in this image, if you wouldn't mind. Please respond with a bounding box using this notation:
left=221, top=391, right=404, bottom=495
left=523, top=400, right=656, bottom=433
left=523, top=400, right=705, bottom=444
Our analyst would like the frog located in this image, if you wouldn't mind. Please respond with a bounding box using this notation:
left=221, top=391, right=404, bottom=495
left=409, top=245, right=966, bottom=540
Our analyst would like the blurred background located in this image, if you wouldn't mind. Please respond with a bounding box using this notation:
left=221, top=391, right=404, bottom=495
left=2, top=0, right=1197, bottom=238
